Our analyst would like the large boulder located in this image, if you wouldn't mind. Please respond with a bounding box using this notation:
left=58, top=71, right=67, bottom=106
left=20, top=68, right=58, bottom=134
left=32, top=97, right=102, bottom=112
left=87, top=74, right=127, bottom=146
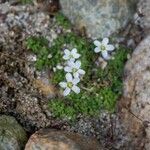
left=60, top=0, right=137, bottom=38
left=25, top=129, right=102, bottom=150
left=0, top=115, right=27, bottom=150
left=119, top=35, right=150, bottom=149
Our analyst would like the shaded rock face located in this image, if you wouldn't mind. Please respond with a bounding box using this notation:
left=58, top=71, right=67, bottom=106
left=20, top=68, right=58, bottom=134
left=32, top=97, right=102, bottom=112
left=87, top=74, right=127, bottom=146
left=25, top=129, right=102, bottom=150
left=0, top=115, right=27, bottom=150
left=60, top=0, right=137, bottom=38
left=137, top=0, right=150, bottom=32
left=119, top=35, right=150, bottom=149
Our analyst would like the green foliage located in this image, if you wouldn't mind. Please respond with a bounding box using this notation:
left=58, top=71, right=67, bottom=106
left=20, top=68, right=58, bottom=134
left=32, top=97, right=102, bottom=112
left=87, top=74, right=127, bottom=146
left=26, top=36, right=50, bottom=70
left=26, top=13, right=132, bottom=121
left=26, top=32, right=94, bottom=82
left=99, top=87, right=118, bottom=112
left=49, top=46, right=131, bottom=120
left=49, top=100, right=76, bottom=120
left=95, top=47, right=131, bottom=93
left=55, top=12, right=72, bottom=29
left=20, top=0, right=33, bottom=4
left=49, top=87, right=118, bottom=120
left=49, top=33, right=94, bottom=83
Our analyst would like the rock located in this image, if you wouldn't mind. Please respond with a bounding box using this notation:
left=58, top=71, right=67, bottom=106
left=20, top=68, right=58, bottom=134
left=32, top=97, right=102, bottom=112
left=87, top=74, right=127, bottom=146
left=60, top=0, right=137, bottom=38
left=33, top=69, right=58, bottom=98
left=36, top=0, right=60, bottom=14
left=119, top=35, right=150, bottom=149
left=0, top=115, right=27, bottom=150
left=25, top=129, right=102, bottom=150
left=136, top=0, right=150, bottom=32
left=0, top=50, right=52, bottom=132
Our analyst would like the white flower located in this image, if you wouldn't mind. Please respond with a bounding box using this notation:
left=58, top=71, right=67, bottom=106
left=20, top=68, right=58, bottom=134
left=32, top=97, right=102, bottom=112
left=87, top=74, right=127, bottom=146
left=56, top=64, right=63, bottom=70
left=47, top=54, right=52, bottom=59
left=63, top=48, right=80, bottom=61
left=59, top=73, right=80, bottom=96
left=64, top=60, right=85, bottom=78
left=94, top=38, right=115, bottom=60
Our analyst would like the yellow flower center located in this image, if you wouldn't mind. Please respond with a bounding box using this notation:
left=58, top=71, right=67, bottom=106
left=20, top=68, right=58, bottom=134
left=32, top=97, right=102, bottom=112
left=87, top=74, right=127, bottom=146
left=72, top=68, right=78, bottom=73
left=69, top=54, right=73, bottom=58
left=67, top=82, right=73, bottom=88
left=101, top=45, right=106, bottom=51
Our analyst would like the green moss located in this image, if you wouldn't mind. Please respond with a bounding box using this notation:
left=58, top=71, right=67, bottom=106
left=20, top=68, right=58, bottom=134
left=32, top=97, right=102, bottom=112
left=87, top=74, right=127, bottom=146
left=55, top=12, right=72, bottom=29
left=20, top=0, right=33, bottom=4
left=26, top=14, right=132, bottom=121
left=48, top=45, right=131, bottom=120
left=26, top=36, right=50, bottom=70
left=50, top=33, right=94, bottom=83
left=49, top=87, right=118, bottom=120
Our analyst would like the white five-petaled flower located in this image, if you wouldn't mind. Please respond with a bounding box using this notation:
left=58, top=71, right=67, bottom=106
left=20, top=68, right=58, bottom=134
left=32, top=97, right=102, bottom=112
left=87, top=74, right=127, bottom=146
left=59, top=73, right=80, bottom=96
left=64, top=60, right=85, bottom=78
left=63, top=48, right=80, bottom=61
left=94, top=38, right=115, bottom=60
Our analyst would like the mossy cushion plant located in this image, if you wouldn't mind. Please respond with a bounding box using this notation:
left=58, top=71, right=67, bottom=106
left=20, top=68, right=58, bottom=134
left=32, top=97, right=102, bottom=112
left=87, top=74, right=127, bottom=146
left=26, top=13, right=132, bottom=121
left=20, top=0, right=33, bottom=4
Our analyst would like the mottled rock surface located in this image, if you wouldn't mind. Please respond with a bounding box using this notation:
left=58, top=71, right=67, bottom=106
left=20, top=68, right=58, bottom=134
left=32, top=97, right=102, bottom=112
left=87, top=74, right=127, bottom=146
left=60, top=0, right=137, bottom=38
left=0, top=1, right=67, bottom=132
left=119, top=35, right=150, bottom=149
left=0, top=49, right=53, bottom=131
left=25, top=129, right=102, bottom=150
left=136, top=0, right=150, bottom=32
left=0, top=115, right=27, bottom=150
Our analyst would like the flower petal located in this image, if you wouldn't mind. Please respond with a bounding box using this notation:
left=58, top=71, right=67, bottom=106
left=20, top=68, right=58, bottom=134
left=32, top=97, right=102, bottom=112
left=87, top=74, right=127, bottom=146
left=78, top=69, right=85, bottom=75
left=102, top=38, right=109, bottom=45
left=67, top=60, right=73, bottom=65
left=68, top=60, right=76, bottom=68
left=73, top=72, right=79, bottom=78
left=71, top=48, right=77, bottom=54
left=73, top=53, right=80, bottom=59
left=106, top=44, right=115, bottom=51
left=66, top=73, right=72, bottom=82
left=69, top=58, right=75, bottom=62
left=64, top=49, right=70, bottom=55
left=63, top=55, right=69, bottom=60
left=101, top=51, right=109, bottom=60
left=72, top=85, right=80, bottom=94
left=72, top=78, right=80, bottom=85
left=94, top=47, right=101, bottom=53
left=94, top=40, right=101, bottom=47
left=71, top=48, right=80, bottom=59
left=63, top=88, right=71, bottom=96
left=75, top=60, right=81, bottom=69
left=56, top=65, right=63, bottom=70
left=59, top=82, right=67, bottom=88
left=64, top=66, right=72, bottom=72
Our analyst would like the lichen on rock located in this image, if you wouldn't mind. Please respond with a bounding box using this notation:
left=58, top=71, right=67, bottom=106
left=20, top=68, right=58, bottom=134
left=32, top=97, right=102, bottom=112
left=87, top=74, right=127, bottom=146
left=0, top=115, right=27, bottom=150
left=60, top=0, right=137, bottom=38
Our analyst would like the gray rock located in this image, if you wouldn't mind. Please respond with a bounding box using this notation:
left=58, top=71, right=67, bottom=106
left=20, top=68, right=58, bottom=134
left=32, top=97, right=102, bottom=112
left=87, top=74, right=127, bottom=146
left=0, top=115, right=27, bottom=150
left=137, top=0, right=150, bottom=32
left=119, top=35, right=150, bottom=150
left=25, top=129, right=102, bottom=150
left=60, top=0, right=137, bottom=38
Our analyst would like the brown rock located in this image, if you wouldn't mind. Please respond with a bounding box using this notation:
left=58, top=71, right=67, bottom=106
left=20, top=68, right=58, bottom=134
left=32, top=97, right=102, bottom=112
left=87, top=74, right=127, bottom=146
left=25, top=129, right=102, bottom=150
left=119, top=35, right=150, bottom=149
left=36, top=0, right=60, bottom=14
